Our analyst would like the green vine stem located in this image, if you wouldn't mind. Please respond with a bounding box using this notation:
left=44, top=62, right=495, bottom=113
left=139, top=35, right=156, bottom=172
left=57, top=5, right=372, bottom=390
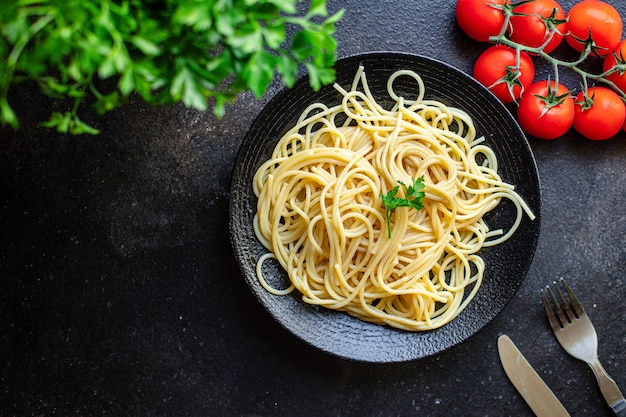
left=488, top=3, right=626, bottom=102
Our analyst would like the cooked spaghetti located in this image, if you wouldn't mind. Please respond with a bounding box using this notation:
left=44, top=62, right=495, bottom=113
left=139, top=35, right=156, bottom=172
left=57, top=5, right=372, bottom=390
left=252, top=66, right=534, bottom=331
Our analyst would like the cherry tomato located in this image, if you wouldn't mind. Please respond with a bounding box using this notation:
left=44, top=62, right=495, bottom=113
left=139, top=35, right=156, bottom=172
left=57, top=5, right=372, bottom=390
left=602, top=40, right=626, bottom=95
left=473, top=45, right=535, bottom=103
left=517, top=80, right=574, bottom=140
left=573, top=86, right=626, bottom=140
left=456, top=0, right=507, bottom=42
left=565, top=0, right=623, bottom=57
left=509, top=0, right=566, bottom=54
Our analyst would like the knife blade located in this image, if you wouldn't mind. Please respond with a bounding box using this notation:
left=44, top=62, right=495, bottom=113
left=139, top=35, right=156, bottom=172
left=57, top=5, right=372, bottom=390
left=498, top=335, right=570, bottom=417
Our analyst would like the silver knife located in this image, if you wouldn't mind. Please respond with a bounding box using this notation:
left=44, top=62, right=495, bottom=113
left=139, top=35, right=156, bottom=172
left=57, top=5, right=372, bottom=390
left=498, top=335, right=571, bottom=417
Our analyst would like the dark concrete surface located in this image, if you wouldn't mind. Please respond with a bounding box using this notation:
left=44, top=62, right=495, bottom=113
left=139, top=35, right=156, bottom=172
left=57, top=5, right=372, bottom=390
left=1, top=1, right=625, bottom=416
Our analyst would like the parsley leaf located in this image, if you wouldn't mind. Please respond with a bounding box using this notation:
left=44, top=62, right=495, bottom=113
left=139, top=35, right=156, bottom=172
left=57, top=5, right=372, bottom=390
left=381, top=176, right=426, bottom=238
left=0, top=1, right=344, bottom=134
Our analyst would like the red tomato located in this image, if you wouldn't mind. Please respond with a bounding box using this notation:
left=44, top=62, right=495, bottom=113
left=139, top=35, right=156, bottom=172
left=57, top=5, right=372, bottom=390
left=509, top=0, right=566, bottom=54
left=517, top=80, right=574, bottom=139
left=573, top=86, right=626, bottom=140
left=456, top=0, right=507, bottom=42
left=473, top=45, right=535, bottom=103
left=602, top=40, right=626, bottom=94
left=565, top=0, right=623, bottom=57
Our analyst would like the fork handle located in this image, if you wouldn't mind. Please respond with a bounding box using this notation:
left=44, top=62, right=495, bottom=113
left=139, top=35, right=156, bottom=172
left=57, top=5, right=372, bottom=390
left=612, top=400, right=626, bottom=417
left=589, top=360, right=626, bottom=416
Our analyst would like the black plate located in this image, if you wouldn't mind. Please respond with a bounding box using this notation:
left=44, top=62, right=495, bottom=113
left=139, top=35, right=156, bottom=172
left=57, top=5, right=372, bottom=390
left=229, top=52, right=541, bottom=363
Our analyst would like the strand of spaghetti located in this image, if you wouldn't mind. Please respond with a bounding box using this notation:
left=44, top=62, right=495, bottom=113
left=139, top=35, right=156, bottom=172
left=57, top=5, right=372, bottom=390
left=256, top=253, right=295, bottom=295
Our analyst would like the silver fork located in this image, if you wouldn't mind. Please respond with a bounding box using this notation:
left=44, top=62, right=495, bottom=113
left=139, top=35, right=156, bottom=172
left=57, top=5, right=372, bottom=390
left=542, top=278, right=626, bottom=416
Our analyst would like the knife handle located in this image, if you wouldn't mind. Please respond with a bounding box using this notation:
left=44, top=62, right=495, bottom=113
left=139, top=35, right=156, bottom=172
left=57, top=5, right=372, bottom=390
left=588, top=359, right=626, bottom=416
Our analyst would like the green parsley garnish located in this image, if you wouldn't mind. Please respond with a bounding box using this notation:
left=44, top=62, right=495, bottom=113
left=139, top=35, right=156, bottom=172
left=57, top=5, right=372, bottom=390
left=381, top=176, right=426, bottom=238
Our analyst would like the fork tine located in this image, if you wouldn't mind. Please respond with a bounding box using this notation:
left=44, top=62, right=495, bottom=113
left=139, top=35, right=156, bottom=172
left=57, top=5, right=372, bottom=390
left=546, top=284, right=568, bottom=326
left=560, top=278, right=585, bottom=317
left=554, top=280, right=579, bottom=323
left=541, top=289, right=561, bottom=330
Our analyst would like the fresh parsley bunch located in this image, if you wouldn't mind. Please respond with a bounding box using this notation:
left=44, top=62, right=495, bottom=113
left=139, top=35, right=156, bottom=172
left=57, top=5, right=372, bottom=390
left=0, top=0, right=343, bottom=134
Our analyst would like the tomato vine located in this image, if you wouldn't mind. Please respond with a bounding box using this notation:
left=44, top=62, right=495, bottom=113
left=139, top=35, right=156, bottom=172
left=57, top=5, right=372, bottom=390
left=489, top=1, right=626, bottom=101
left=458, top=0, right=626, bottom=140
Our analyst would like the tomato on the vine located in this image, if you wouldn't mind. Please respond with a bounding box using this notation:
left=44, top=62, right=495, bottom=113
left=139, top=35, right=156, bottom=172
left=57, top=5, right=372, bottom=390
left=517, top=80, right=574, bottom=140
left=456, top=0, right=506, bottom=42
left=508, top=0, right=566, bottom=54
left=603, top=40, right=626, bottom=94
left=473, top=45, right=535, bottom=103
left=565, top=0, right=623, bottom=57
left=573, top=86, right=626, bottom=140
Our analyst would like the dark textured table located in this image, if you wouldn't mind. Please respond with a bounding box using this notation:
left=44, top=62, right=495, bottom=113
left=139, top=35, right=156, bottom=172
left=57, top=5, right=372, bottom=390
left=1, top=1, right=625, bottom=416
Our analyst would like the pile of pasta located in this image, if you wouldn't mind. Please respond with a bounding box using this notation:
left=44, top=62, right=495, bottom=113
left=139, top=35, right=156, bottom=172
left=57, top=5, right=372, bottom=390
left=252, top=66, right=534, bottom=331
